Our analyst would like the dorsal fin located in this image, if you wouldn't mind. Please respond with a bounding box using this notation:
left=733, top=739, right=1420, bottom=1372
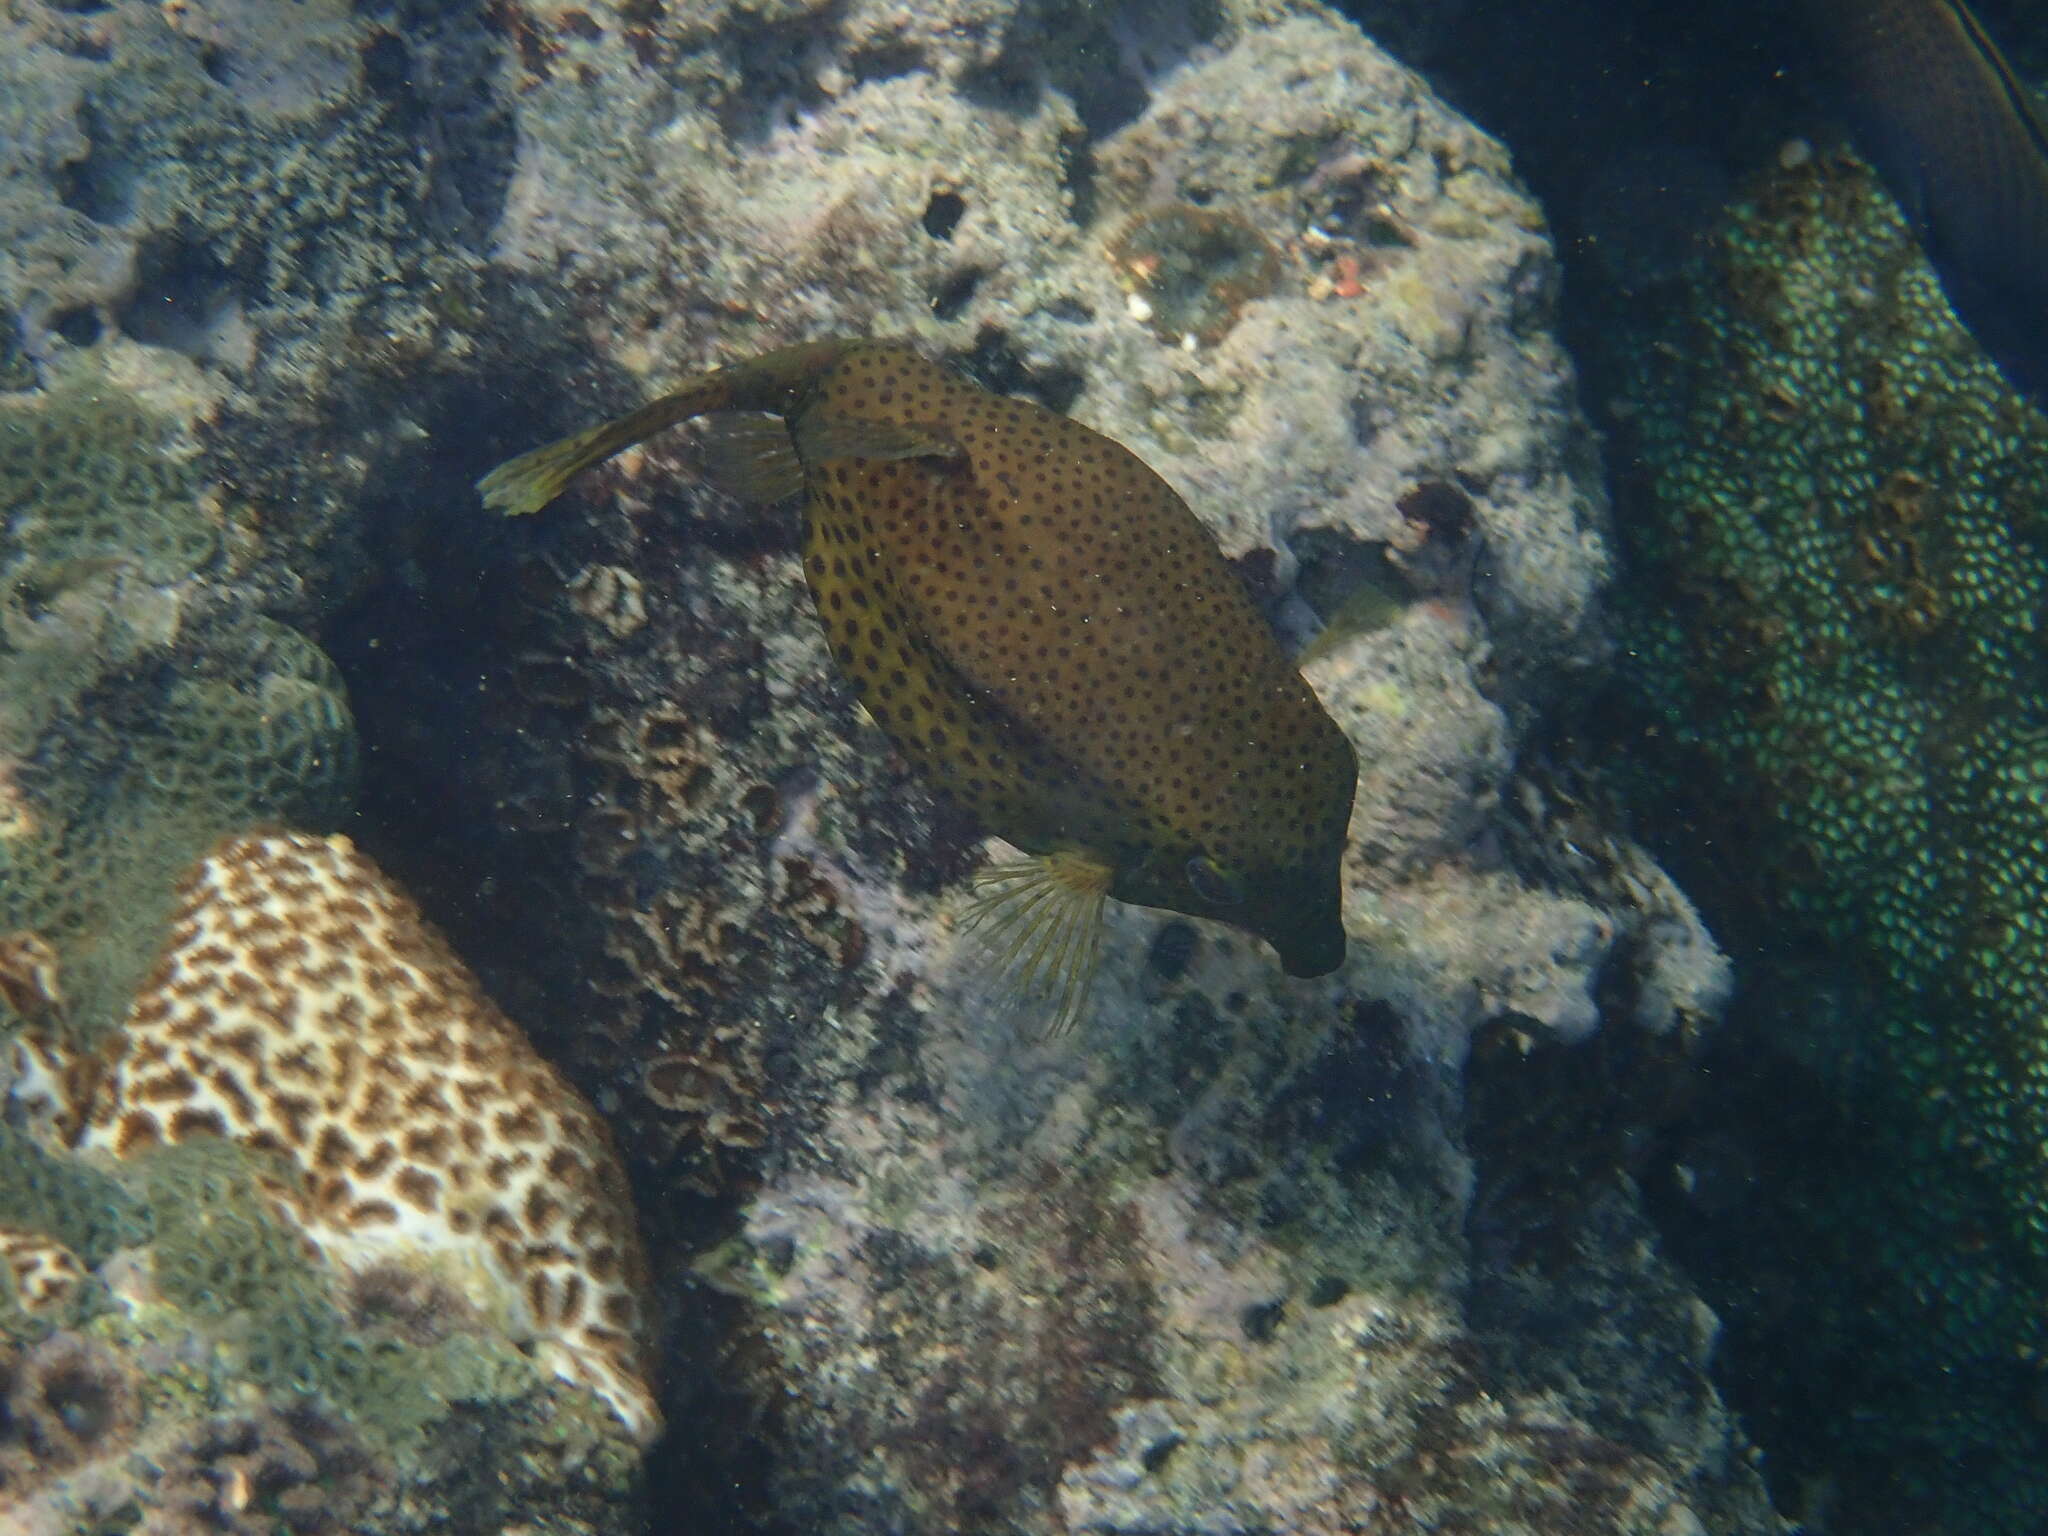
left=792, top=413, right=963, bottom=468
left=700, top=414, right=807, bottom=503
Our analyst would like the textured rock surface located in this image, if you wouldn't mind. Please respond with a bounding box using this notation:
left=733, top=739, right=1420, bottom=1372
left=0, top=0, right=1784, bottom=1530
left=462, top=3, right=1769, bottom=1532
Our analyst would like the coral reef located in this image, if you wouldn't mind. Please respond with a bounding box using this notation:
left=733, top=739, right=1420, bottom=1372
left=0, top=0, right=1796, bottom=1529
left=0, top=836, right=656, bottom=1531
left=427, top=2, right=1770, bottom=1531
left=37, top=829, right=660, bottom=1444
left=0, top=3, right=672, bottom=1527
left=0, top=370, right=357, bottom=1040
left=0, top=0, right=499, bottom=377
left=0, top=0, right=547, bottom=658
left=1608, top=144, right=2048, bottom=1532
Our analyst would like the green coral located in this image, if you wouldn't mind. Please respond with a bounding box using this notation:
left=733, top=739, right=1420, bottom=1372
left=140, top=1140, right=344, bottom=1394
left=0, top=374, right=357, bottom=1039
left=0, top=375, right=217, bottom=586
left=0, top=1124, right=148, bottom=1267
left=1611, top=150, right=2048, bottom=1531
left=0, top=1135, right=641, bottom=1523
left=133, top=1139, right=568, bottom=1452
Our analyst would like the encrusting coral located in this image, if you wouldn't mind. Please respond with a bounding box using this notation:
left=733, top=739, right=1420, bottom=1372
left=1611, top=143, right=2048, bottom=1530
left=12, top=830, right=661, bottom=1446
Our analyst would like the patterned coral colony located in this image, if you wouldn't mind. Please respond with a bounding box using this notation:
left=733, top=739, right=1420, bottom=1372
left=1, top=0, right=2038, bottom=1533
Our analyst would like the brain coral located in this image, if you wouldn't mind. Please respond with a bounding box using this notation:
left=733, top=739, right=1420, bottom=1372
left=1611, top=146, right=2048, bottom=1527
left=0, top=374, right=214, bottom=585
left=25, top=830, right=660, bottom=1444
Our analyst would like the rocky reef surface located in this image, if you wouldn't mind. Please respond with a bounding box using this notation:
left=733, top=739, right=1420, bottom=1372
left=0, top=0, right=1779, bottom=1531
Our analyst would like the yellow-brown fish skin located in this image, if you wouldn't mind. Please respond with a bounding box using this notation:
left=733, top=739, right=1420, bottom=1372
left=482, top=339, right=1357, bottom=978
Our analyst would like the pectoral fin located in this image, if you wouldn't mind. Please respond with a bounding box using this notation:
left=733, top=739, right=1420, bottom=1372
left=959, top=849, right=1113, bottom=1039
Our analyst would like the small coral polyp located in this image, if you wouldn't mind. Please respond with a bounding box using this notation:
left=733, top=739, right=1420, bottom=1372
left=12, top=831, right=661, bottom=1444
left=0, top=1225, right=84, bottom=1318
left=1109, top=202, right=1282, bottom=344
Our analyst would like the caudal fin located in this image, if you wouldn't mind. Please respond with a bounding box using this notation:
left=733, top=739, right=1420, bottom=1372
left=479, top=338, right=870, bottom=515
left=478, top=392, right=722, bottom=515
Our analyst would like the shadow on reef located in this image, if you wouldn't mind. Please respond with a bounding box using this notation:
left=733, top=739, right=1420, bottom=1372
left=310, top=314, right=1104, bottom=1536
left=312, top=309, right=801, bottom=1534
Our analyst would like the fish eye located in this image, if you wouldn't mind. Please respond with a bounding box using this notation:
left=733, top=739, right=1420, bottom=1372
left=1186, top=854, right=1244, bottom=907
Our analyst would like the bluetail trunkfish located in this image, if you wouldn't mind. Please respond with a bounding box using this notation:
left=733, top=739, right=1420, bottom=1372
left=480, top=339, right=1358, bottom=1035
left=1798, top=0, right=2048, bottom=400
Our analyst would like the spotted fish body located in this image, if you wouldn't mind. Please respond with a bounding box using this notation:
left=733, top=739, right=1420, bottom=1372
left=480, top=338, right=1357, bottom=1013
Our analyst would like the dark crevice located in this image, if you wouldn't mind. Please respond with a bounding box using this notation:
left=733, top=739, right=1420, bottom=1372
left=1059, top=134, right=1098, bottom=229
left=921, top=190, right=966, bottom=240
left=848, top=41, right=924, bottom=86
left=354, top=0, right=518, bottom=247
left=708, top=1, right=850, bottom=144
left=116, top=233, right=244, bottom=363
left=928, top=268, right=982, bottom=321
left=50, top=306, right=102, bottom=347
left=54, top=102, right=132, bottom=224
left=950, top=327, right=1083, bottom=415
left=968, top=0, right=1224, bottom=139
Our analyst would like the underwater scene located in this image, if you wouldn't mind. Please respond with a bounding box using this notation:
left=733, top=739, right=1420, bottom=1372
left=3, top=0, right=2048, bottom=1530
